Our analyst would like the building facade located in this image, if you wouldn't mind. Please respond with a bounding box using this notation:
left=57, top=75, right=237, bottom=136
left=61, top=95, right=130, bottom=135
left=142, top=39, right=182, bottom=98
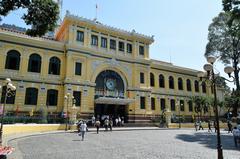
left=0, top=13, right=214, bottom=123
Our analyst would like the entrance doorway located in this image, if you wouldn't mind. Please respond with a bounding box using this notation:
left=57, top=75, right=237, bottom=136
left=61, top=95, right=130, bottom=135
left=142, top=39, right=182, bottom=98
left=94, top=104, right=128, bottom=123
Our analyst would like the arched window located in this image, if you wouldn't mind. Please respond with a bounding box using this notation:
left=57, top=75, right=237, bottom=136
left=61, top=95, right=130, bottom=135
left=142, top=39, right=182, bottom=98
left=46, top=89, right=58, bottom=106
left=25, top=88, right=38, bottom=105
left=1, top=86, right=16, bottom=104
left=160, top=98, right=165, bottom=110
left=170, top=99, right=175, bottom=111
left=48, top=57, right=61, bottom=75
left=202, top=82, right=207, bottom=93
left=159, top=74, right=165, bottom=88
left=5, top=50, right=21, bottom=70
left=169, top=76, right=174, bottom=89
left=28, top=54, right=41, bottom=73
left=180, top=100, right=184, bottom=111
left=150, top=73, right=155, bottom=87
left=194, top=80, right=199, bottom=92
left=178, top=78, right=183, bottom=90
left=186, top=79, right=192, bottom=91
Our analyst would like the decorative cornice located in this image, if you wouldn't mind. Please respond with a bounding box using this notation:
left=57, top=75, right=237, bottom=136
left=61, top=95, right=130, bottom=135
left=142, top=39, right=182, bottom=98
left=64, top=12, right=154, bottom=43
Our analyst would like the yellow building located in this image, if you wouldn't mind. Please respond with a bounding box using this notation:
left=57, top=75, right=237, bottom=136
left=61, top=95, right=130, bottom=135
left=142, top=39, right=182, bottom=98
left=0, top=12, right=214, bottom=123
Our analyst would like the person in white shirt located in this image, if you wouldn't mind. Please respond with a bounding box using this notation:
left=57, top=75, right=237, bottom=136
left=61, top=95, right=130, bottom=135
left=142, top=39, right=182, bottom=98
left=233, top=127, right=240, bottom=147
left=80, top=121, right=87, bottom=141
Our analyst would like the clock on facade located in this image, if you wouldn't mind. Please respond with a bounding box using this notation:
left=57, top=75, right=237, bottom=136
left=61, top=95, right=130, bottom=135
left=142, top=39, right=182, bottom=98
left=106, top=79, right=115, bottom=90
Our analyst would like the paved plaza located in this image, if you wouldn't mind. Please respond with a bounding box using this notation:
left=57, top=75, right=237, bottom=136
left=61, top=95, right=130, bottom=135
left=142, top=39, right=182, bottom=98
left=7, top=129, right=239, bottom=159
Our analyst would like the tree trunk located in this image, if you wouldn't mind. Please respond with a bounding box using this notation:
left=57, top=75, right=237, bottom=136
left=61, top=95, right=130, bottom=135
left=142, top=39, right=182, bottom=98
left=233, top=57, right=239, bottom=116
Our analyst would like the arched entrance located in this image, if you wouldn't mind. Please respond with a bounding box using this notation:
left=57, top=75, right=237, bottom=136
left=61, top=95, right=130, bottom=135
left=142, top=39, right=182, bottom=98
left=94, top=70, right=132, bottom=124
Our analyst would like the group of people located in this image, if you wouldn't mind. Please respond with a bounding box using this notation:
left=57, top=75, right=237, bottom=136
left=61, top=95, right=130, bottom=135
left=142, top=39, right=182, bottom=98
left=194, top=120, right=218, bottom=132
left=76, top=115, right=125, bottom=140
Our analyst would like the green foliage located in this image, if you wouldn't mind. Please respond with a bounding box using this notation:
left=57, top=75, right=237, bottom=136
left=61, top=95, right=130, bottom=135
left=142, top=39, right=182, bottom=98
left=0, top=0, right=59, bottom=37
left=205, top=11, right=240, bottom=94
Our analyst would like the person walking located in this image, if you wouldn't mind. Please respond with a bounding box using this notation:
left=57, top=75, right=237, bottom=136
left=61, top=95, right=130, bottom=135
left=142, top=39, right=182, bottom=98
left=80, top=121, right=87, bottom=141
left=91, top=115, right=96, bottom=126
left=109, top=118, right=113, bottom=131
left=198, top=121, right=204, bottom=130
left=194, top=121, right=198, bottom=131
left=227, top=120, right=233, bottom=133
left=104, top=118, right=109, bottom=131
left=208, top=120, right=212, bottom=133
left=95, top=119, right=100, bottom=134
left=115, top=117, right=119, bottom=127
left=214, top=120, right=217, bottom=133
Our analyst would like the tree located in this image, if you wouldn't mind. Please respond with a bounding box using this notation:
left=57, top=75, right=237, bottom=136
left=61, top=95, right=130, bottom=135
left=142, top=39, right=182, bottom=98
left=0, top=0, right=59, bottom=37
left=192, top=96, right=211, bottom=121
left=205, top=11, right=240, bottom=116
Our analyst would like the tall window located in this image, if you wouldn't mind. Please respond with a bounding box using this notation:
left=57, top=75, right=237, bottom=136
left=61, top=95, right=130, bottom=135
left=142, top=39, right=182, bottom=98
left=139, top=45, right=144, bottom=55
left=48, top=57, right=61, bottom=75
left=140, top=97, right=145, bottom=109
left=28, top=53, right=41, bottom=73
left=127, top=43, right=132, bottom=53
left=1, top=86, right=15, bottom=104
left=180, top=100, right=184, bottom=111
left=110, top=39, right=116, bottom=50
left=159, top=74, right=165, bottom=88
left=25, top=88, right=38, bottom=105
left=150, top=73, right=155, bottom=87
left=101, top=37, right=107, bottom=48
left=76, top=31, right=84, bottom=42
left=75, top=62, right=82, bottom=75
left=202, top=82, right=207, bottom=93
left=170, top=99, right=175, bottom=111
left=151, top=97, right=155, bottom=110
left=140, top=72, right=144, bottom=84
left=91, top=35, right=98, bottom=46
left=46, top=89, right=58, bottom=106
left=178, top=78, right=183, bottom=90
left=194, top=80, right=199, bottom=92
left=188, top=100, right=193, bottom=112
left=186, top=79, right=192, bottom=91
left=5, top=50, right=21, bottom=70
left=169, top=76, right=174, bottom=89
left=119, top=41, right=124, bottom=51
left=160, top=98, right=165, bottom=110
left=73, top=91, right=81, bottom=107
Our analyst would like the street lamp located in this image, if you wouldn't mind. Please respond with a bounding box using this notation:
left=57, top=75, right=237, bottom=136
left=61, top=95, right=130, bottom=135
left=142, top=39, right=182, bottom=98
left=0, top=78, right=16, bottom=145
left=64, top=93, right=75, bottom=131
left=198, top=56, right=235, bottom=159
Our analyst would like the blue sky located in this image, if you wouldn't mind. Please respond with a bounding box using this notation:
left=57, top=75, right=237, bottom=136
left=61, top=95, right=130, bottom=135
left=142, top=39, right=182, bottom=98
left=1, top=0, right=233, bottom=87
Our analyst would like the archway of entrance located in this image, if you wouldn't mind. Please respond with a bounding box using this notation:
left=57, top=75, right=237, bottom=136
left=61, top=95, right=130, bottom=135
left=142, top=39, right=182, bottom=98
left=94, top=70, right=132, bottom=124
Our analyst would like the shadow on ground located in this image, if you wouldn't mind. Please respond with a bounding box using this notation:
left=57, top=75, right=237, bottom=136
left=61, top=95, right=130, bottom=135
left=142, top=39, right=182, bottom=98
left=176, top=131, right=240, bottom=151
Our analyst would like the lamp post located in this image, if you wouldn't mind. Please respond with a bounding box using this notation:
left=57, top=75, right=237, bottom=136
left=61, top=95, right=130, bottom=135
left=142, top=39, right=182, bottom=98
left=0, top=78, right=16, bottom=145
left=64, top=93, right=75, bottom=131
left=198, top=56, right=235, bottom=159
left=179, top=102, right=183, bottom=128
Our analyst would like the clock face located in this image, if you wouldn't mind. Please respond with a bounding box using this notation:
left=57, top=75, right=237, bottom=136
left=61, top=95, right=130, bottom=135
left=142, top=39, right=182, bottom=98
left=106, top=79, right=115, bottom=90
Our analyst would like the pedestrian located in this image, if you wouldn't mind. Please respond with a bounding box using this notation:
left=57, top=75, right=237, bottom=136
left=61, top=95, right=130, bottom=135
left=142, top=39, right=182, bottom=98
left=77, top=120, right=83, bottom=133
left=95, top=119, right=100, bottom=134
left=194, top=121, right=198, bottom=131
left=233, top=126, right=240, bottom=147
left=109, top=118, right=113, bottom=131
left=214, top=120, right=217, bottom=133
left=121, top=116, right=124, bottom=126
left=115, top=117, right=119, bottom=127
left=208, top=120, right=212, bottom=133
left=227, top=120, right=232, bottom=133
left=198, top=121, right=204, bottom=130
left=91, top=115, right=96, bottom=126
left=104, top=118, right=109, bottom=131
left=118, top=117, right=121, bottom=127
left=80, top=121, right=87, bottom=141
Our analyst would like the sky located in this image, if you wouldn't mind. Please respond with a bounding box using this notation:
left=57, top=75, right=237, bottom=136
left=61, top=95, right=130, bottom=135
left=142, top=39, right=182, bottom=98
left=1, top=0, right=234, bottom=88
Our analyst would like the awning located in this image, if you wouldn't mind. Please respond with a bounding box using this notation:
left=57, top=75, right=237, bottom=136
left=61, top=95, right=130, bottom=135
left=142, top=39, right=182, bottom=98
left=95, top=97, right=135, bottom=105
